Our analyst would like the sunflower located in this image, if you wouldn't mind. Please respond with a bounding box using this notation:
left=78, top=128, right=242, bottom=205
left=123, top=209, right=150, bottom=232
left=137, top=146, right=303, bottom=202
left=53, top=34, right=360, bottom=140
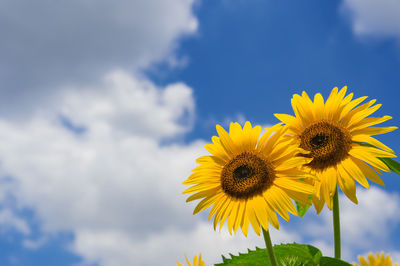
left=177, top=254, right=206, bottom=266
left=183, top=122, right=314, bottom=236
left=353, top=252, right=398, bottom=266
left=275, top=86, right=397, bottom=213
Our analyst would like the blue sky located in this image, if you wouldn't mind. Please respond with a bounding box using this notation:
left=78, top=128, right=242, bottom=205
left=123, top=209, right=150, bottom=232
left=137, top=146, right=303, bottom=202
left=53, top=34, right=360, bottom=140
left=0, top=0, right=400, bottom=265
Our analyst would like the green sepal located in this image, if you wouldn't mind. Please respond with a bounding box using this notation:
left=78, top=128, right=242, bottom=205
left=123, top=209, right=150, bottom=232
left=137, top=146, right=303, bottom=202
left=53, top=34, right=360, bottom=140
left=379, top=157, right=400, bottom=175
left=295, top=199, right=311, bottom=218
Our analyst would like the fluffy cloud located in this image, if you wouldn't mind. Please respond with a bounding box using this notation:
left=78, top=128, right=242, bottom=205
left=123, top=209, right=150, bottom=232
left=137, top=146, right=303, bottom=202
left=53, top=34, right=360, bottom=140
left=59, top=70, right=195, bottom=139
left=341, top=0, right=400, bottom=39
left=0, top=0, right=197, bottom=116
left=0, top=69, right=201, bottom=264
left=71, top=222, right=301, bottom=266
left=304, top=187, right=400, bottom=261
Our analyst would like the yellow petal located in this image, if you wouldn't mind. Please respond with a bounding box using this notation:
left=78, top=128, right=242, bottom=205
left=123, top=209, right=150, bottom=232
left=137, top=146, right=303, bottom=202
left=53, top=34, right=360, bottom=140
left=351, top=126, right=397, bottom=136
left=337, top=164, right=358, bottom=204
left=352, top=134, right=394, bottom=153
left=273, top=186, right=298, bottom=215
left=274, top=113, right=302, bottom=133
left=274, top=156, right=311, bottom=171
left=352, top=157, right=385, bottom=186
left=229, top=122, right=244, bottom=149
left=264, top=188, right=290, bottom=221
left=349, top=147, right=390, bottom=172
left=273, top=178, right=314, bottom=194
left=208, top=195, right=229, bottom=221
left=292, top=95, right=313, bottom=125
left=341, top=157, right=369, bottom=189
left=324, top=87, right=339, bottom=120
left=228, top=201, right=239, bottom=234
left=257, top=123, right=283, bottom=152
left=233, top=200, right=246, bottom=234
left=347, top=104, right=382, bottom=128
left=342, top=98, right=374, bottom=126
left=339, top=96, right=368, bottom=120
left=185, top=188, right=219, bottom=202
left=204, top=139, right=230, bottom=164
left=313, top=93, right=325, bottom=120
left=218, top=198, right=234, bottom=231
left=251, top=196, right=269, bottom=233
left=349, top=115, right=392, bottom=132
left=265, top=202, right=279, bottom=229
left=216, top=125, right=238, bottom=155
left=183, top=182, right=221, bottom=194
left=312, top=194, right=325, bottom=214
left=240, top=202, right=250, bottom=236
left=192, top=193, right=220, bottom=214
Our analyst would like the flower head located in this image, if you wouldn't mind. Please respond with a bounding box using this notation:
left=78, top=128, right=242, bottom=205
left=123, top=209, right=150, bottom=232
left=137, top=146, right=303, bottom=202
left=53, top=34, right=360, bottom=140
left=183, top=122, right=314, bottom=236
left=275, top=86, right=397, bottom=213
left=353, top=252, right=398, bottom=266
left=177, top=254, right=205, bottom=266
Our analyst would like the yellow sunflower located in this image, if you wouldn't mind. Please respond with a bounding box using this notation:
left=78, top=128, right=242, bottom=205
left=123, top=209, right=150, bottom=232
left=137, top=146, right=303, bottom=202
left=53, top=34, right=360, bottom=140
left=353, top=252, right=399, bottom=266
left=275, top=86, right=397, bottom=213
left=183, top=122, right=314, bottom=236
left=177, top=254, right=206, bottom=266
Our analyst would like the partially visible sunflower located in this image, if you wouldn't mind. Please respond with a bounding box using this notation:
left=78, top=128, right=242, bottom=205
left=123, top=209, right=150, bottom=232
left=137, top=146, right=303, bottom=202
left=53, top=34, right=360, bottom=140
left=177, top=254, right=206, bottom=266
left=275, top=86, right=397, bottom=213
left=183, top=122, right=314, bottom=236
left=353, top=252, right=398, bottom=266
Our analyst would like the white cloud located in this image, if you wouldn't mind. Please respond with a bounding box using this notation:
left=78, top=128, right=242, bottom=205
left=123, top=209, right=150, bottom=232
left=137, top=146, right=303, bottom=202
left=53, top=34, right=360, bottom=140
left=71, top=222, right=301, bottom=266
left=0, top=209, right=30, bottom=235
left=0, top=69, right=204, bottom=265
left=59, top=70, right=195, bottom=139
left=341, top=0, right=400, bottom=39
left=390, top=251, right=400, bottom=264
left=303, top=187, right=400, bottom=261
left=0, top=0, right=198, bottom=117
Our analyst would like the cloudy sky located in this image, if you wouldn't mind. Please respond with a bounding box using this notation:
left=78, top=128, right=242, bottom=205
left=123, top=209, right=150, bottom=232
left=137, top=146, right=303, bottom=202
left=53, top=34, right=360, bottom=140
left=0, top=0, right=400, bottom=265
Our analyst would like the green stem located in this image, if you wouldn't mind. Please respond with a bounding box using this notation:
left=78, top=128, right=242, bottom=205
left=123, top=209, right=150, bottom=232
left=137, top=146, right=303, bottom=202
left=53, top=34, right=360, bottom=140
left=332, top=187, right=341, bottom=259
left=262, top=228, right=278, bottom=266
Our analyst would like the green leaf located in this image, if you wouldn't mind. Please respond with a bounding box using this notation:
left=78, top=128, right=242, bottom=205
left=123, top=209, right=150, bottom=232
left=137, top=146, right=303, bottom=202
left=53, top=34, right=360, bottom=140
left=379, top=157, right=400, bottom=175
left=274, top=243, right=322, bottom=265
left=319, top=256, right=352, bottom=266
left=215, top=243, right=323, bottom=266
left=215, top=247, right=272, bottom=266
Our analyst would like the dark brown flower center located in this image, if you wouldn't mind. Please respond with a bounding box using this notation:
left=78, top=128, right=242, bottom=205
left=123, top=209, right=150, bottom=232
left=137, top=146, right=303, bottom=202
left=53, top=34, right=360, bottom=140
left=220, top=152, right=275, bottom=199
left=300, top=120, right=352, bottom=170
